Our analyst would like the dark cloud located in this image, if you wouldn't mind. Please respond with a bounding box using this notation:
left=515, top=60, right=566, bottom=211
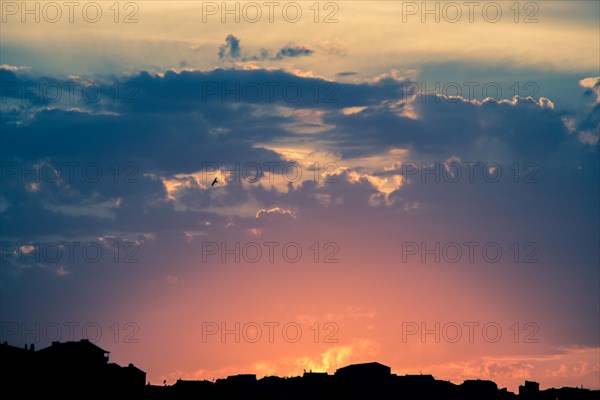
left=337, top=71, right=358, bottom=77
left=274, top=45, right=314, bottom=60
left=218, top=34, right=241, bottom=60
left=1, top=66, right=597, bottom=265
left=217, top=35, right=313, bottom=61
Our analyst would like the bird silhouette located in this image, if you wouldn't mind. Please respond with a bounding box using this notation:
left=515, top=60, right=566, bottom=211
left=211, top=178, right=218, bottom=187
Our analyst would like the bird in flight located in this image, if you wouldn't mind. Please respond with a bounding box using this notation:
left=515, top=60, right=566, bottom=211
left=211, top=178, right=218, bottom=187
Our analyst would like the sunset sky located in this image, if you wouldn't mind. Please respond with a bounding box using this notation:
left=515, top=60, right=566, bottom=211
left=0, top=0, right=599, bottom=392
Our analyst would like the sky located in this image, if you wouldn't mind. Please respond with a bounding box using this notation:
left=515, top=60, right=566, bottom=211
left=0, top=0, right=599, bottom=392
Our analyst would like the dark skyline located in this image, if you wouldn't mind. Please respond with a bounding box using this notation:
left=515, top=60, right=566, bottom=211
left=1, top=339, right=598, bottom=399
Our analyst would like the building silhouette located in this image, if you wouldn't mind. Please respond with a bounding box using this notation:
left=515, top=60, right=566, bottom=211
left=520, top=380, right=541, bottom=399
left=1, top=342, right=597, bottom=399
left=0, top=339, right=145, bottom=399
left=335, top=361, right=391, bottom=380
left=146, top=362, right=600, bottom=400
left=145, top=361, right=599, bottom=400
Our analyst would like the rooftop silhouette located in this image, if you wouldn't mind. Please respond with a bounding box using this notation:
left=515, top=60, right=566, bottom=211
left=1, top=339, right=145, bottom=399
left=1, top=340, right=597, bottom=399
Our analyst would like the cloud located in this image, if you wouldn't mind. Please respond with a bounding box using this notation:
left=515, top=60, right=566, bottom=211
left=0, top=64, right=30, bottom=71
left=317, top=39, right=348, bottom=57
left=337, top=71, right=358, bottom=77
left=218, top=34, right=241, bottom=60
left=579, top=76, right=600, bottom=103
left=274, top=45, right=314, bottom=60
left=218, top=35, right=313, bottom=62
left=2, top=66, right=597, bottom=243
left=1, top=67, right=597, bottom=284
left=394, top=346, right=600, bottom=392
left=293, top=338, right=380, bottom=373
left=256, top=207, right=296, bottom=219
left=43, top=198, right=121, bottom=219
left=166, top=338, right=380, bottom=382
left=462, top=358, right=536, bottom=380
